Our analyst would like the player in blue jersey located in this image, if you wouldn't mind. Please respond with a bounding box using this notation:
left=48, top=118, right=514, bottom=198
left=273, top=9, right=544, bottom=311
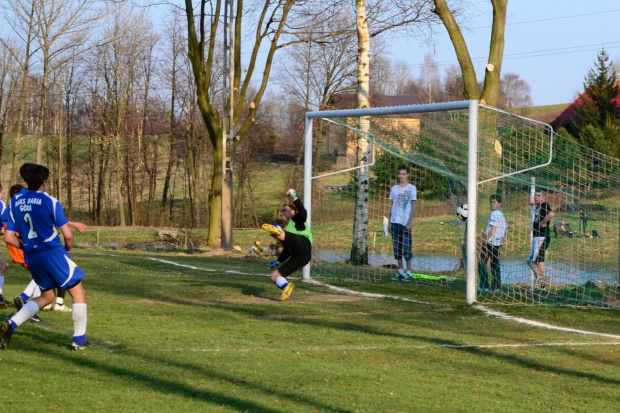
left=0, top=163, right=88, bottom=350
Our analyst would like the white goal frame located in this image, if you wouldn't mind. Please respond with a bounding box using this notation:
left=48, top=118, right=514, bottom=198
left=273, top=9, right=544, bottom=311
left=303, top=100, right=554, bottom=305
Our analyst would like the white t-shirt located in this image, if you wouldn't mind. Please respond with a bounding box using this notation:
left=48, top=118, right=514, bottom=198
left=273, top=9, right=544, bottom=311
left=485, top=210, right=507, bottom=246
left=389, top=184, right=417, bottom=226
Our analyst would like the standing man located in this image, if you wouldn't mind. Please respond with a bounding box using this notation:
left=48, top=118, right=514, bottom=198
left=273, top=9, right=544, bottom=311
left=528, top=190, right=555, bottom=290
left=262, top=189, right=312, bottom=301
left=478, top=194, right=507, bottom=293
left=0, top=164, right=89, bottom=350
left=389, top=165, right=417, bottom=281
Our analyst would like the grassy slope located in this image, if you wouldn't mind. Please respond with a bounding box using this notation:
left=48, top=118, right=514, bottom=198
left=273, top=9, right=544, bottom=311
left=510, top=103, right=570, bottom=124
left=0, top=249, right=618, bottom=412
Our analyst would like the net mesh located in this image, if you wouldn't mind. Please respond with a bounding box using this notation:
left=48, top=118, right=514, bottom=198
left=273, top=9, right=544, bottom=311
left=308, top=104, right=620, bottom=309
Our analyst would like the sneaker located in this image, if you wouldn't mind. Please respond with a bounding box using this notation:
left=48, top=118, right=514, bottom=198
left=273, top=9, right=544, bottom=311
left=391, top=274, right=404, bottom=281
left=53, top=304, right=72, bottom=313
left=29, top=315, right=42, bottom=323
left=0, top=321, right=13, bottom=350
left=13, top=296, right=25, bottom=311
left=42, top=304, right=53, bottom=311
left=262, top=224, right=283, bottom=237
left=281, top=282, right=295, bottom=301
left=403, top=275, right=412, bottom=282
left=70, top=341, right=91, bottom=351
left=0, top=298, right=11, bottom=309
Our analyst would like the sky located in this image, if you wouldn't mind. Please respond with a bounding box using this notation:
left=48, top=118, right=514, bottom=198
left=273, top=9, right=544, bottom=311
left=384, top=0, right=620, bottom=106
left=2, top=1, right=616, bottom=108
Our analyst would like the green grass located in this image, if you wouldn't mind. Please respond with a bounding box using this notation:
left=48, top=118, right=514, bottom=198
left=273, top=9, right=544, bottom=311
left=1, top=247, right=619, bottom=412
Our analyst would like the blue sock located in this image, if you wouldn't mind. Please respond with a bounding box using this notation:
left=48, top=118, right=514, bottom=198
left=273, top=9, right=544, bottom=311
left=73, top=334, right=86, bottom=346
left=20, top=293, right=30, bottom=301
left=9, top=320, right=17, bottom=330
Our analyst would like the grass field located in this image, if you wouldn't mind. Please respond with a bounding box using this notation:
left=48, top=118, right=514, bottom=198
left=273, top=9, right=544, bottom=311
left=0, top=247, right=619, bottom=412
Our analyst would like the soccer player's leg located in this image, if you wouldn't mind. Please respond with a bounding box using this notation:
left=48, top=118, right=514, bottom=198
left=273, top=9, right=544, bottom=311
left=402, top=229, right=413, bottom=281
left=391, top=224, right=404, bottom=280
left=0, top=253, right=11, bottom=308
left=271, top=235, right=310, bottom=301
left=536, top=237, right=550, bottom=290
left=52, top=289, right=72, bottom=312
left=270, top=266, right=295, bottom=301
left=66, top=281, right=88, bottom=350
left=0, top=288, right=55, bottom=350
left=478, top=244, right=491, bottom=291
left=32, top=248, right=88, bottom=348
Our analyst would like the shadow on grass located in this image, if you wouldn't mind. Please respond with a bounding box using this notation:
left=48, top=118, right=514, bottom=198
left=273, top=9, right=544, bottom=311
left=9, top=329, right=355, bottom=413
left=13, top=250, right=616, bottom=408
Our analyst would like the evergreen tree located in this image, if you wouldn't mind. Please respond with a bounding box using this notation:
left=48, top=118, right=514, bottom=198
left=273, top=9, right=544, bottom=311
left=571, top=49, right=620, bottom=155
left=574, top=49, right=618, bottom=129
left=578, top=124, right=612, bottom=156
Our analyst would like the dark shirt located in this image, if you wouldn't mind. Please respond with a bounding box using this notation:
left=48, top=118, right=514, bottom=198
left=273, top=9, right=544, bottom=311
left=533, top=201, right=552, bottom=237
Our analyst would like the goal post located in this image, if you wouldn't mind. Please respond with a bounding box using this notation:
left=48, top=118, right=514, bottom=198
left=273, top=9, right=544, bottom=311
left=302, top=100, right=620, bottom=309
left=304, top=101, right=481, bottom=301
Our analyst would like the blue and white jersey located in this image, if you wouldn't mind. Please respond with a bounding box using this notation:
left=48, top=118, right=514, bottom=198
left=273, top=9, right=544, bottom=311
left=0, top=199, right=5, bottom=216
left=0, top=205, right=9, bottom=226
left=6, top=189, right=69, bottom=254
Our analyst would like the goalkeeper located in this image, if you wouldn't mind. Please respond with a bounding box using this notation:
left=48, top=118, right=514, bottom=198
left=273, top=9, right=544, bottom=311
left=262, top=189, right=312, bottom=301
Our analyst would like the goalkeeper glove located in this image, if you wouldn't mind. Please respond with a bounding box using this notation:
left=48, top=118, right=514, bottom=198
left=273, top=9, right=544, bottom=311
left=287, top=189, right=297, bottom=199
left=267, top=260, right=279, bottom=270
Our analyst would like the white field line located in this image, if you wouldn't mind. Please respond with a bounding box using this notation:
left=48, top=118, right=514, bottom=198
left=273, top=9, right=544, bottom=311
left=305, top=278, right=433, bottom=305
left=475, top=305, right=620, bottom=340
left=147, top=257, right=265, bottom=277
left=157, top=341, right=620, bottom=353
left=146, top=258, right=620, bottom=340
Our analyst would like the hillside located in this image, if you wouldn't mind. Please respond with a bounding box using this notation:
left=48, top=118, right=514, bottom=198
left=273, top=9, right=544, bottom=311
left=510, top=103, right=570, bottom=124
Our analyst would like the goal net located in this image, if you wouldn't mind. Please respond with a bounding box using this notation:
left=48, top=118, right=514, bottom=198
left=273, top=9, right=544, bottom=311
left=302, top=101, right=620, bottom=309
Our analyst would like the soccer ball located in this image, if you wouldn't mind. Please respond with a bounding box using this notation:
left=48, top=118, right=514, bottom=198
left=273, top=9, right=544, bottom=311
left=456, top=204, right=468, bottom=221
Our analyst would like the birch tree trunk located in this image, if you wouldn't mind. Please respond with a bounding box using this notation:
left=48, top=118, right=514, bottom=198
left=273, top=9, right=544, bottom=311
left=350, top=0, right=371, bottom=265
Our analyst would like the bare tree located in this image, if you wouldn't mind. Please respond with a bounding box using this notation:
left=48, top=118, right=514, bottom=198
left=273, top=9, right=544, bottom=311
left=351, top=0, right=437, bottom=265
left=93, top=4, right=155, bottom=226
left=0, top=39, right=23, bottom=177
left=1, top=0, right=37, bottom=185
left=183, top=0, right=296, bottom=248
left=417, top=53, right=442, bottom=103
left=432, top=0, right=507, bottom=106
left=31, top=0, right=103, bottom=167
left=442, top=63, right=464, bottom=102
left=498, top=72, right=532, bottom=109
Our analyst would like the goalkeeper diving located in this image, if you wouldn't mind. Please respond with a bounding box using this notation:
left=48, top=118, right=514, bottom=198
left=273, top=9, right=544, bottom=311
left=262, top=189, right=312, bottom=301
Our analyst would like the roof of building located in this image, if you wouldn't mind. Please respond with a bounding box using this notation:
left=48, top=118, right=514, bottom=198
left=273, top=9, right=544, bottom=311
left=328, top=94, right=421, bottom=110
left=552, top=87, right=620, bottom=126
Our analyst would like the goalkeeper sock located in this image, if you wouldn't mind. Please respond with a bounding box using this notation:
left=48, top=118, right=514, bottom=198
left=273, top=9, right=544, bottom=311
left=275, top=276, right=288, bottom=290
